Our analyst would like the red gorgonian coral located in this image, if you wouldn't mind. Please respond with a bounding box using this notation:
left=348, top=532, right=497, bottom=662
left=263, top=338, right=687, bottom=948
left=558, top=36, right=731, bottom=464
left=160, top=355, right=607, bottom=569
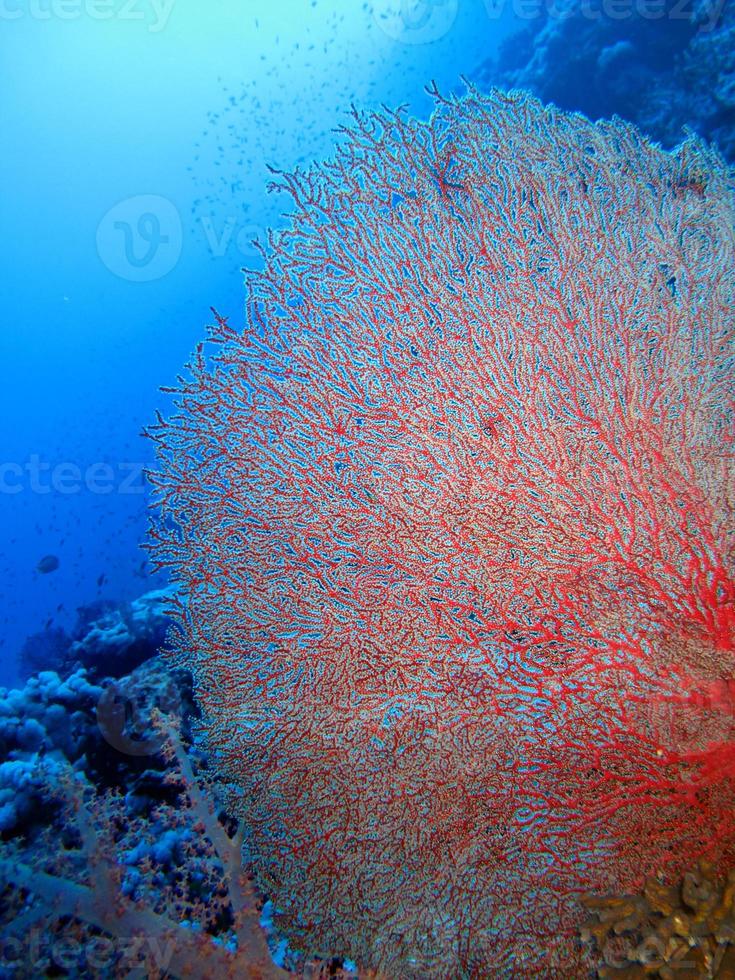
left=148, top=85, right=735, bottom=977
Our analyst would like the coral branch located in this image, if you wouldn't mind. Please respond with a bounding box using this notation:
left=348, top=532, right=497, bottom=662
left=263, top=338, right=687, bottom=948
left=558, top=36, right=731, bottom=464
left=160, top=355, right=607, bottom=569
left=149, top=86, right=735, bottom=976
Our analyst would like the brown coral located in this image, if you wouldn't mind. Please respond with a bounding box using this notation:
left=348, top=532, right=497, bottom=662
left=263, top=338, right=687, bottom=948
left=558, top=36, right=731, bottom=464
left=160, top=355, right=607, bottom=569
left=582, top=863, right=735, bottom=978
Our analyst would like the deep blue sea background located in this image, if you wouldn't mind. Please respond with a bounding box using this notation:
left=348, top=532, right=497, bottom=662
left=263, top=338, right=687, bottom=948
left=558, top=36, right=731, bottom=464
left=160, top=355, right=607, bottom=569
left=1, top=0, right=733, bottom=686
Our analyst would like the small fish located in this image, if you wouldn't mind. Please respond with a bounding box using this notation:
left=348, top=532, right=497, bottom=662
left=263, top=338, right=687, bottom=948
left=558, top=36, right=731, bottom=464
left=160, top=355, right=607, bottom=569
left=36, top=555, right=60, bottom=575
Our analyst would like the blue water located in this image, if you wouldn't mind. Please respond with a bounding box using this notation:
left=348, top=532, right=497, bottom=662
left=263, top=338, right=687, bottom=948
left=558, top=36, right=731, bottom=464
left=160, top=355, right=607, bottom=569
left=0, top=0, right=517, bottom=685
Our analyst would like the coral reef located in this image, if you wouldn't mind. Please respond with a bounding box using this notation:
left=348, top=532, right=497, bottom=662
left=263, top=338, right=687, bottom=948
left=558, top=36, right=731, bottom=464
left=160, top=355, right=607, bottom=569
left=0, top=594, right=356, bottom=978
left=68, top=589, right=173, bottom=678
left=474, top=0, right=735, bottom=160
left=147, top=84, right=735, bottom=976
left=19, top=587, right=175, bottom=680
left=0, top=668, right=104, bottom=832
left=0, top=723, right=288, bottom=979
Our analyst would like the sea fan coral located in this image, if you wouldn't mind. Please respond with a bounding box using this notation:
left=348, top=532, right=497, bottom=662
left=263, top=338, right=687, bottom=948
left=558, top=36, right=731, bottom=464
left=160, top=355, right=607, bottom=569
left=148, top=85, right=735, bottom=977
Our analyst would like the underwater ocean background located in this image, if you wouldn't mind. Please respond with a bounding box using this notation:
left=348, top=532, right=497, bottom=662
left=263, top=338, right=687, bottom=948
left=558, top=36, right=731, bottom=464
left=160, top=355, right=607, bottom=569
left=1, top=1, right=734, bottom=978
